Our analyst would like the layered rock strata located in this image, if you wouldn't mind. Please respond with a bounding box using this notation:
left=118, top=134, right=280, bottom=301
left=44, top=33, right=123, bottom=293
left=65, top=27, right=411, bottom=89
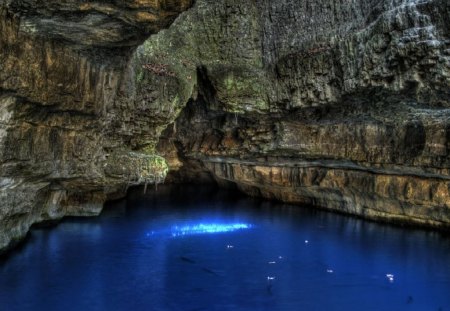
left=149, top=0, right=450, bottom=228
left=0, top=0, right=192, bottom=252
left=1, top=0, right=449, bottom=253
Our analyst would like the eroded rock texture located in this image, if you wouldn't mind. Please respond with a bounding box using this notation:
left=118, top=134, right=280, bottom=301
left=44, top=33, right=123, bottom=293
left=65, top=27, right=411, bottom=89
left=0, top=0, right=449, bottom=253
left=145, top=0, right=450, bottom=228
left=0, top=0, right=192, bottom=252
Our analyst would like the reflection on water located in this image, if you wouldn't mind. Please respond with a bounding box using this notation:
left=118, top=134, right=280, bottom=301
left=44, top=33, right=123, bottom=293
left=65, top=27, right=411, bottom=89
left=168, top=223, right=252, bottom=237
left=0, top=185, right=449, bottom=311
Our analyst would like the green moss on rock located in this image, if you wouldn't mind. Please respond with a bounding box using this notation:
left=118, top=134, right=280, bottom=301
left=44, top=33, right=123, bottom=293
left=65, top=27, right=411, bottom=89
left=104, top=151, right=169, bottom=185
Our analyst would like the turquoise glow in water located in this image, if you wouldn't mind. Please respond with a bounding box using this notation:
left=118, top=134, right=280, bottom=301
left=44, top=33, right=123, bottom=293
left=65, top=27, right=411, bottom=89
left=169, top=223, right=252, bottom=237
left=1, top=185, right=449, bottom=311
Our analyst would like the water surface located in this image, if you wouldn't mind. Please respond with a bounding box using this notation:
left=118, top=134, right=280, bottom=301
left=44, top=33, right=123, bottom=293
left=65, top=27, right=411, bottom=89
left=1, top=185, right=449, bottom=311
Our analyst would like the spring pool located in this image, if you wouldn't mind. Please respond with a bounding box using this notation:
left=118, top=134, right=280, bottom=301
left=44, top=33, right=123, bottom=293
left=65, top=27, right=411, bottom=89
left=1, top=185, right=449, bottom=311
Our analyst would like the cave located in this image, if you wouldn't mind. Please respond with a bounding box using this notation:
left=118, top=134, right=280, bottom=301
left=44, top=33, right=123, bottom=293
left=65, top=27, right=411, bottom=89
left=0, top=0, right=449, bottom=310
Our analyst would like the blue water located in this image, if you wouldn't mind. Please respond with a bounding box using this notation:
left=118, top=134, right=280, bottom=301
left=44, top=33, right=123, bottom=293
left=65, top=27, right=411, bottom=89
left=1, top=185, right=450, bottom=311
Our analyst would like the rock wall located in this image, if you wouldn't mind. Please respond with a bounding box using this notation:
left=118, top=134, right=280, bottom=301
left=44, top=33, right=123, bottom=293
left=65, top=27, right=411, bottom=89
left=0, top=0, right=449, bottom=253
left=0, top=0, right=192, bottom=252
left=148, top=0, right=450, bottom=228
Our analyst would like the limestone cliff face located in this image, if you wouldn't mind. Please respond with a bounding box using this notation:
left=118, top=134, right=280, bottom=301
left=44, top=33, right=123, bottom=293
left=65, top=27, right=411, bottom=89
left=0, top=0, right=192, bottom=252
left=0, top=0, right=449, bottom=253
left=147, top=0, right=450, bottom=228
